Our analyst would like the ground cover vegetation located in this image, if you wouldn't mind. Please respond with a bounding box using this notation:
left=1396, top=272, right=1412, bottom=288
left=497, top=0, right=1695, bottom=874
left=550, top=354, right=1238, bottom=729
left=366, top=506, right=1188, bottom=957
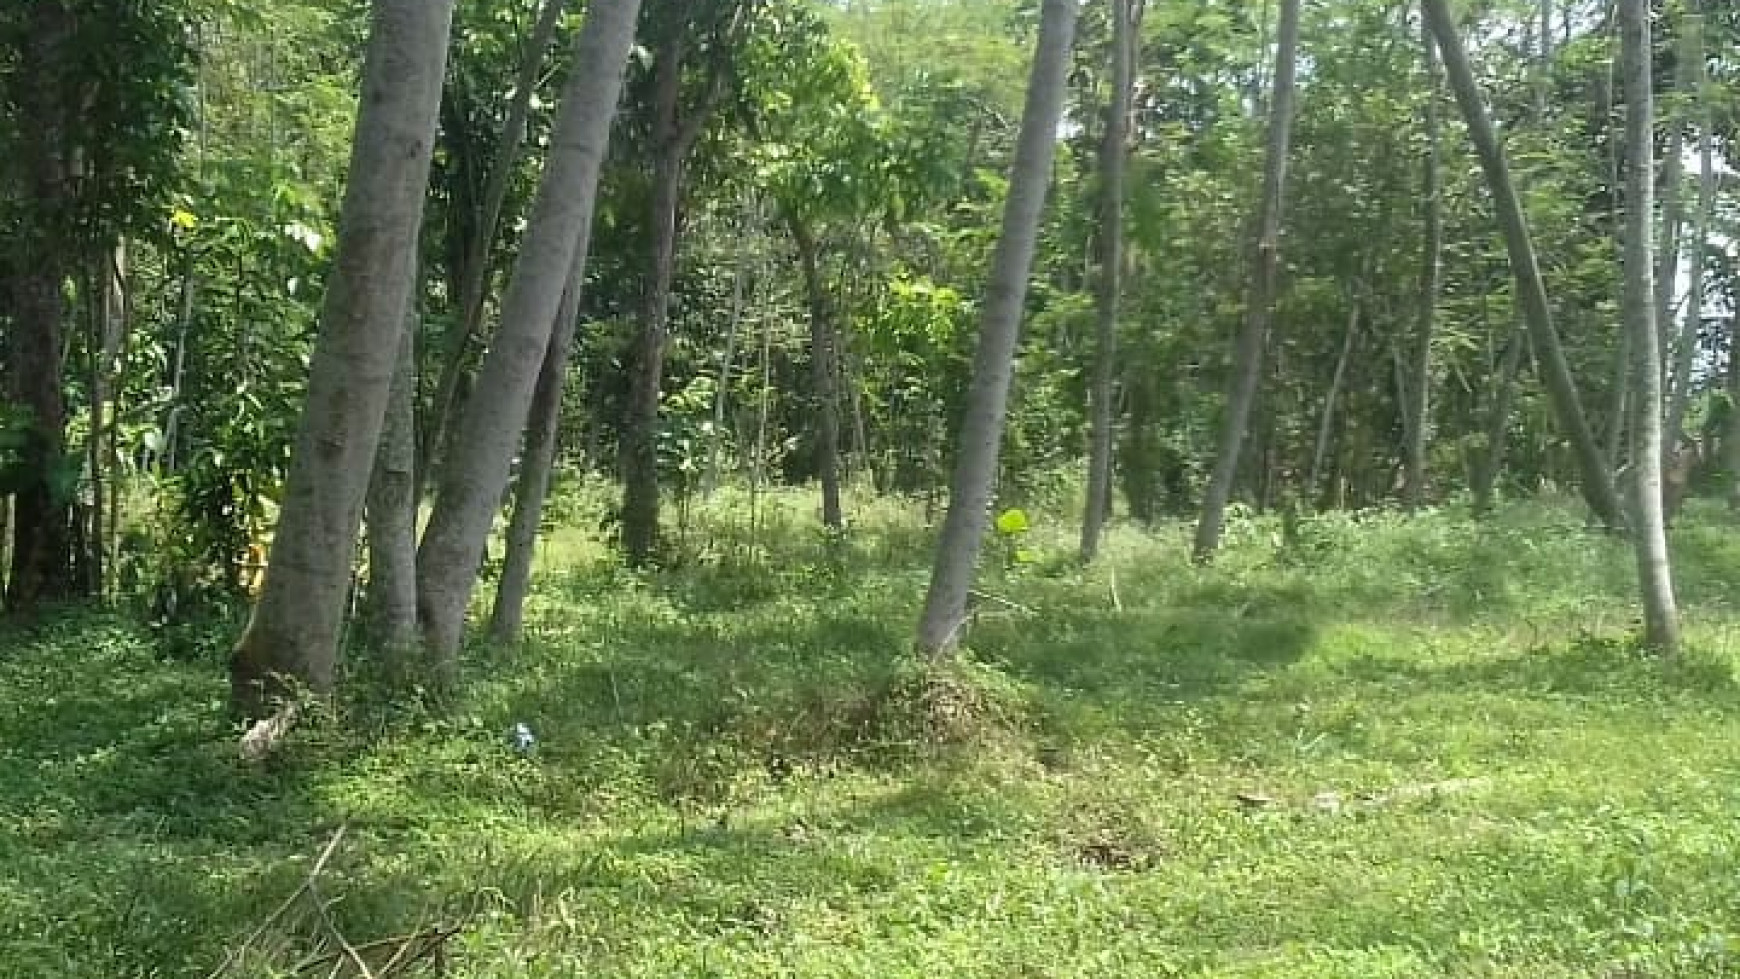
left=4, top=0, right=1740, bottom=974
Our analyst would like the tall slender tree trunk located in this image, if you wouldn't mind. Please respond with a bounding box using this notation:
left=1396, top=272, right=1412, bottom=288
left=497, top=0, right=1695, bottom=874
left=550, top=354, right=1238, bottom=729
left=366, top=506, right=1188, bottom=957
left=417, top=0, right=643, bottom=674
left=6, top=1, right=76, bottom=610
left=914, top=0, right=1078, bottom=658
left=1081, top=0, right=1134, bottom=562
left=1192, top=0, right=1301, bottom=562
left=787, top=214, right=843, bottom=529
left=364, top=310, right=419, bottom=659
left=1311, top=300, right=1360, bottom=502
left=489, top=256, right=585, bottom=645
left=1405, top=15, right=1443, bottom=512
left=1618, top=0, right=1680, bottom=654
left=229, top=0, right=457, bottom=720
left=1424, top=0, right=1625, bottom=530
left=621, top=29, right=723, bottom=568
left=421, top=0, right=570, bottom=492
left=1664, top=13, right=1709, bottom=451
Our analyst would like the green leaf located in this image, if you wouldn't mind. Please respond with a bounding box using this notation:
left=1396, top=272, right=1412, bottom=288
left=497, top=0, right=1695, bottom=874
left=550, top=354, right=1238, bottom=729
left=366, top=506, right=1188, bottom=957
left=995, top=508, right=1030, bottom=536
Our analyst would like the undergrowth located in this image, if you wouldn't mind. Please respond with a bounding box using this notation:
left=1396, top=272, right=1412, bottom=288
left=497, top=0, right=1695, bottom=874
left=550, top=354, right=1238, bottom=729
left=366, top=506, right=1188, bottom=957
left=3, top=487, right=1740, bottom=977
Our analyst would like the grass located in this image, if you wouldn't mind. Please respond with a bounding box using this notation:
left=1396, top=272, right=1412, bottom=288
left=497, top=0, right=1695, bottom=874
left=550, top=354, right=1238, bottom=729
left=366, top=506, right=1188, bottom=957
left=4, top=486, right=1740, bottom=977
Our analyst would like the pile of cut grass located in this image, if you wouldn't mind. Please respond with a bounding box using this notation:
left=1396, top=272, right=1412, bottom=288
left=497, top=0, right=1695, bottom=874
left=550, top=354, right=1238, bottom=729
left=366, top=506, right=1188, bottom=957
left=2, top=490, right=1738, bottom=977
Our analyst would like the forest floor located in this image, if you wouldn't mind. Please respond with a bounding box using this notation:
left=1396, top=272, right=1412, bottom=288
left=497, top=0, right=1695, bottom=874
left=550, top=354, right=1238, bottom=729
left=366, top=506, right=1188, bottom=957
left=4, top=488, right=1740, bottom=978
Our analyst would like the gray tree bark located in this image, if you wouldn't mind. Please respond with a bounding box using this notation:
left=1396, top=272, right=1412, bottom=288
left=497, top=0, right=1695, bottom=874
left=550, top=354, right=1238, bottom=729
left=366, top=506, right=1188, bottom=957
left=230, top=0, right=457, bottom=720
left=421, top=0, right=571, bottom=492
left=914, top=0, right=1079, bottom=657
left=1081, top=0, right=1134, bottom=562
left=488, top=256, right=585, bottom=645
left=1404, top=14, right=1442, bottom=513
left=1191, top=0, right=1301, bottom=562
left=416, top=0, right=643, bottom=676
left=1618, top=0, right=1680, bottom=654
left=364, top=310, right=419, bottom=660
left=1424, top=0, right=1625, bottom=530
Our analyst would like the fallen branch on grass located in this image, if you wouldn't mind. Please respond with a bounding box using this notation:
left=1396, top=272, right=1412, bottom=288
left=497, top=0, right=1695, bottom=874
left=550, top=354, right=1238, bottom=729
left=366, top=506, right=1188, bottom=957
left=206, top=825, right=462, bottom=979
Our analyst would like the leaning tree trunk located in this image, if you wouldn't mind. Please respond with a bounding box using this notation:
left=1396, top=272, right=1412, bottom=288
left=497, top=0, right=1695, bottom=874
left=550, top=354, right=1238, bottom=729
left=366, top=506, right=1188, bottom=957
left=417, top=0, right=643, bottom=675
left=488, top=257, right=585, bottom=645
left=1080, top=0, right=1134, bottom=562
left=914, top=0, right=1079, bottom=658
left=1618, top=0, right=1680, bottom=654
left=788, top=213, right=843, bottom=530
left=1404, top=14, right=1443, bottom=512
left=229, top=0, right=457, bottom=721
left=421, top=0, right=570, bottom=493
left=1652, top=56, right=1687, bottom=396
left=6, top=1, right=76, bottom=610
left=1192, top=0, right=1301, bottom=563
left=1424, top=0, right=1625, bottom=530
left=1664, top=13, right=1709, bottom=451
left=363, top=309, right=420, bottom=661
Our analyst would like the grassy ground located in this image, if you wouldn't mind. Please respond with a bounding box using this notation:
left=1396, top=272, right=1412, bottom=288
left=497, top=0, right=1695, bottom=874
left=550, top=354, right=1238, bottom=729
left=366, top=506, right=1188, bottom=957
left=3, top=488, right=1740, bottom=977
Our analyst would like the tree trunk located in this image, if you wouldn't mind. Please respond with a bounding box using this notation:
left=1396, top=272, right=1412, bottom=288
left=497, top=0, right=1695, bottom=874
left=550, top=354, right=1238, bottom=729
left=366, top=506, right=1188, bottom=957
left=1618, top=0, right=1680, bottom=654
left=1424, top=0, right=1625, bottom=530
left=1404, top=15, right=1443, bottom=512
left=1081, top=0, right=1133, bottom=561
left=788, top=213, right=843, bottom=530
left=914, top=0, right=1079, bottom=658
left=621, top=31, right=716, bottom=568
left=488, top=257, right=585, bottom=645
left=6, top=1, right=77, bottom=611
left=421, top=0, right=570, bottom=493
left=364, top=311, right=420, bottom=660
left=1311, top=300, right=1360, bottom=502
left=228, top=0, right=457, bottom=720
left=1191, top=0, right=1301, bottom=562
left=416, top=0, right=643, bottom=675
left=1664, top=13, right=1709, bottom=451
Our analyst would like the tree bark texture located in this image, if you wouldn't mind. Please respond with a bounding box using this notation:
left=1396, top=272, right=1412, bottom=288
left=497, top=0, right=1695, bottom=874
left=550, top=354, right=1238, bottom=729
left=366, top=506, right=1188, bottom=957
left=1617, top=0, right=1680, bottom=654
left=230, top=0, right=458, bottom=719
left=489, top=254, right=586, bottom=645
left=364, top=311, right=420, bottom=659
left=1081, top=0, right=1134, bottom=561
left=914, top=0, right=1079, bottom=657
left=1191, top=0, right=1301, bottom=562
left=417, top=0, right=643, bottom=674
left=1424, top=0, right=1625, bottom=530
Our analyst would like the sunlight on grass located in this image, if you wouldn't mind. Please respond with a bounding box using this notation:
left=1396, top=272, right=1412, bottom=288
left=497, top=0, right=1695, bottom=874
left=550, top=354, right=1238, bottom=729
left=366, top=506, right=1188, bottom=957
left=3, top=489, right=1739, bottom=976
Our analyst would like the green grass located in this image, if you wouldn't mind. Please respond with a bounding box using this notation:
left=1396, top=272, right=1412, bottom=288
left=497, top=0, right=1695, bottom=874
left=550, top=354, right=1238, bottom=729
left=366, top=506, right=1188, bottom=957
left=5, top=488, right=1740, bottom=977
